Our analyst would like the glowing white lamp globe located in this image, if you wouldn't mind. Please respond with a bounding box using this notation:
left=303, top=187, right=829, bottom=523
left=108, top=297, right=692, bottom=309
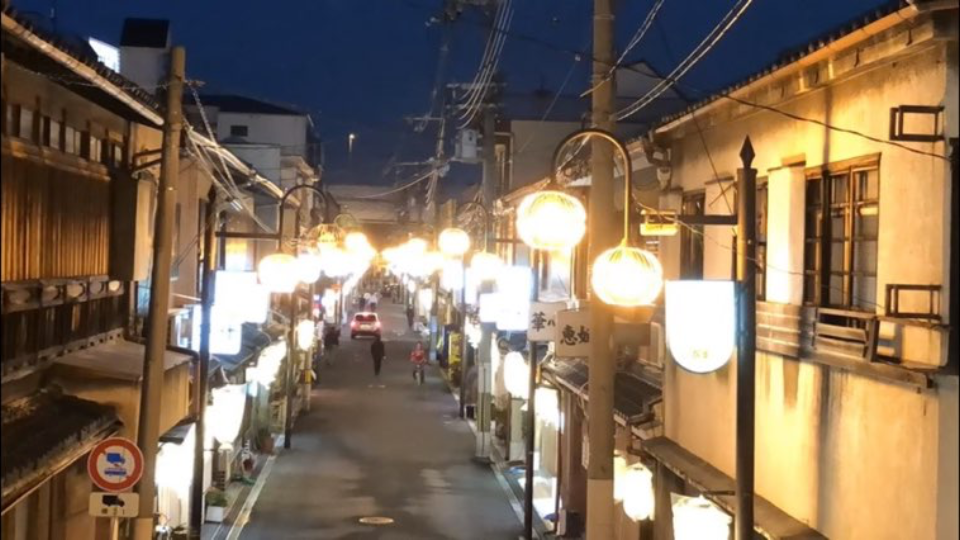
left=295, top=252, right=323, bottom=284
left=591, top=245, right=663, bottom=307
left=504, top=351, right=529, bottom=399
left=665, top=281, right=736, bottom=374
left=516, top=191, right=587, bottom=251
left=439, top=227, right=471, bottom=257
left=535, top=387, right=559, bottom=426
left=470, top=251, right=503, bottom=281
left=622, top=464, right=655, bottom=522
left=207, top=385, right=247, bottom=447
left=344, top=231, right=370, bottom=253
left=613, top=455, right=630, bottom=502
left=672, top=495, right=731, bottom=540
left=258, top=253, right=299, bottom=293
left=320, top=246, right=352, bottom=278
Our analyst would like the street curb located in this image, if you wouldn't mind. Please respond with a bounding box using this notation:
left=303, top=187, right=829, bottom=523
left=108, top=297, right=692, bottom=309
left=439, top=370, right=546, bottom=540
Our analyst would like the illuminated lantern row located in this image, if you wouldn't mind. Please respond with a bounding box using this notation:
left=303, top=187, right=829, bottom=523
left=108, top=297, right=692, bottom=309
left=438, top=227, right=471, bottom=258
left=206, top=384, right=247, bottom=448
left=672, top=495, right=731, bottom=540
left=296, top=319, right=316, bottom=351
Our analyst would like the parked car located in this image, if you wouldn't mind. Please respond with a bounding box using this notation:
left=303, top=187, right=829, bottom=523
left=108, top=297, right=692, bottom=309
left=350, top=312, right=381, bottom=339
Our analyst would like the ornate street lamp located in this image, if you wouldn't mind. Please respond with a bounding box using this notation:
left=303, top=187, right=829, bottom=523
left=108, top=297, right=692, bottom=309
left=470, top=251, right=503, bottom=281
left=257, top=253, right=299, bottom=294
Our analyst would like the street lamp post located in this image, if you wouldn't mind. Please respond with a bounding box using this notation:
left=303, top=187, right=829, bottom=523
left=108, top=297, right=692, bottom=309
left=220, top=184, right=333, bottom=451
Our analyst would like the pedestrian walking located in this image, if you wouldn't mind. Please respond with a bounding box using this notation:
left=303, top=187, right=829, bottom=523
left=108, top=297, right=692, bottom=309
left=406, top=305, right=415, bottom=329
left=323, top=326, right=339, bottom=366
left=370, top=292, right=379, bottom=312
left=371, top=335, right=386, bottom=379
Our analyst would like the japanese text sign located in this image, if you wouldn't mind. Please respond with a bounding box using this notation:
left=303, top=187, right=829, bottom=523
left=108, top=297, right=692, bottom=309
left=528, top=302, right=565, bottom=342
left=556, top=308, right=592, bottom=357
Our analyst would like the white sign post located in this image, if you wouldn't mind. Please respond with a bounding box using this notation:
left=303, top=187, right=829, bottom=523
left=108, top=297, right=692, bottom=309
left=528, top=302, right=565, bottom=342
left=556, top=308, right=592, bottom=358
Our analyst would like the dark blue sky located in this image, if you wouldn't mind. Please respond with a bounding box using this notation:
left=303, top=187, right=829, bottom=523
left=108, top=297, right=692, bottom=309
left=16, top=0, right=896, bottom=185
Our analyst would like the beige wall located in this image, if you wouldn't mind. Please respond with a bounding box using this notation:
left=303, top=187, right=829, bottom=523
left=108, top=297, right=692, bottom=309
left=656, top=25, right=956, bottom=540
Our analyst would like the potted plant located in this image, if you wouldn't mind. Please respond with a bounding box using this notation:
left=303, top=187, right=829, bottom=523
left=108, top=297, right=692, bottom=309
left=205, top=489, right=229, bottom=523
left=256, top=427, right=275, bottom=455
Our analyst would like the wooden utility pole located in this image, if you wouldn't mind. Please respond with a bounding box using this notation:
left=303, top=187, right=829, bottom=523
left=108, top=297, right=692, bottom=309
left=586, top=0, right=617, bottom=537
left=735, top=137, right=757, bottom=540
left=133, top=46, right=185, bottom=540
left=189, top=193, right=219, bottom=539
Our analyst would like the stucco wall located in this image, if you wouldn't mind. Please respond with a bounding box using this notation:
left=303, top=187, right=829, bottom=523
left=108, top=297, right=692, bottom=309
left=217, top=113, right=308, bottom=159
left=658, top=38, right=955, bottom=539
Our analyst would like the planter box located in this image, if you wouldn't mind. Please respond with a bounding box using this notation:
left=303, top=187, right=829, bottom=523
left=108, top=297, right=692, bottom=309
left=206, top=506, right=226, bottom=523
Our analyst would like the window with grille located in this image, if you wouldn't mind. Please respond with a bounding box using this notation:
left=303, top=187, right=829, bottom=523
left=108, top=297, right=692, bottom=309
left=804, top=160, right=880, bottom=310
left=680, top=191, right=705, bottom=279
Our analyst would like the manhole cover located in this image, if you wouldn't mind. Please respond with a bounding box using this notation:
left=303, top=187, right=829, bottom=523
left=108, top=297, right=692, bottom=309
left=359, top=517, right=395, bottom=526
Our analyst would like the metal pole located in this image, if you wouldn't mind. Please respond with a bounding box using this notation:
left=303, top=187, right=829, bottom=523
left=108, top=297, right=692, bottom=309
left=189, top=192, right=218, bottom=538
left=735, top=137, right=757, bottom=540
left=111, top=517, right=120, bottom=540
left=284, top=293, right=297, bottom=449
left=524, top=251, right=540, bottom=540
left=133, top=46, right=185, bottom=540
left=459, top=260, right=469, bottom=418
left=586, top=0, right=617, bottom=536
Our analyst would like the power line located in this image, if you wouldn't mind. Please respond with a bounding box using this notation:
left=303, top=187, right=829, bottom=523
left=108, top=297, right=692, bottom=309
left=616, top=0, right=755, bottom=120
left=400, top=0, right=948, bottom=163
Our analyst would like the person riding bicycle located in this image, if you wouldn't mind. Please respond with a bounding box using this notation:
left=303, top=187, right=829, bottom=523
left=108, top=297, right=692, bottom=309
left=410, top=341, right=427, bottom=382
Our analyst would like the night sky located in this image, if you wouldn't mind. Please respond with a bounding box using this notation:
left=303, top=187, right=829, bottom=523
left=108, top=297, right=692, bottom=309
left=15, top=0, right=897, bottom=186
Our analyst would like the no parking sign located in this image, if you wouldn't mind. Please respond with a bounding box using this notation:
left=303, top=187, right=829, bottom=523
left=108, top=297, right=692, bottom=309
left=87, top=437, right=144, bottom=493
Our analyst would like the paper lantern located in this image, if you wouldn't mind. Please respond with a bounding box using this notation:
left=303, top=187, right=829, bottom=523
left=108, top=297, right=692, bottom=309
left=439, top=227, right=471, bottom=257
left=257, top=253, right=298, bottom=293
left=672, top=495, right=731, bottom=540
left=516, top=191, right=586, bottom=251
left=504, top=351, right=529, bottom=399
left=665, top=281, right=736, bottom=373
left=591, top=245, right=663, bottom=307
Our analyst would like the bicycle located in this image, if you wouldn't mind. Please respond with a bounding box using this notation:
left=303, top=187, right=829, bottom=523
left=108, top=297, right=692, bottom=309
left=413, top=363, right=425, bottom=386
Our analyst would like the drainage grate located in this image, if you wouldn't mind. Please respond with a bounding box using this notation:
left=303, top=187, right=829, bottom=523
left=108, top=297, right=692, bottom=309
left=359, top=517, right=395, bottom=526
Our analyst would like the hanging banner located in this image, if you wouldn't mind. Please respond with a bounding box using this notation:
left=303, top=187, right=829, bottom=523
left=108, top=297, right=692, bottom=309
left=556, top=308, right=592, bottom=358
left=528, top=302, right=566, bottom=342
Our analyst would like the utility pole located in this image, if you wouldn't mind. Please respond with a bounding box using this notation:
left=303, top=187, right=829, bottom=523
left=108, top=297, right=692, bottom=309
left=133, top=46, right=185, bottom=540
left=189, top=192, right=219, bottom=539
left=735, top=137, right=757, bottom=540
left=475, top=102, right=497, bottom=457
left=586, top=0, right=617, bottom=537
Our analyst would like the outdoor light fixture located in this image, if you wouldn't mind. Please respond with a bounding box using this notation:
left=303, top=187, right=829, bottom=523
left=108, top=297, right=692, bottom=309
left=516, top=190, right=587, bottom=251
left=504, top=351, right=529, bottom=399
left=247, top=342, right=287, bottom=387
left=470, top=251, right=503, bottom=281
left=258, top=253, right=299, bottom=293
left=294, top=252, right=323, bottom=284
left=296, top=319, right=316, bottom=352
left=613, top=455, right=630, bottom=502
left=665, top=280, right=736, bottom=373
left=207, top=385, right=247, bottom=447
left=534, top=387, right=560, bottom=426
left=439, top=227, right=471, bottom=257
left=344, top=231, right=370, bottom=253
left=672, top=495, right=732, bottom=540
left=441, top=260, right=465, bottom=291
left=622, top=463, right=655, bottom=522
left=591, top=243, right=664, bottom=307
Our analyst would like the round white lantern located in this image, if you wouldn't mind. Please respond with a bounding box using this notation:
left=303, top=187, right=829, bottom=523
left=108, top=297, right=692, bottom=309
left=470, top=251, right=503, bottom=281
left=672, top=495, right=731, bottom=540
left=622, top=464, right=655, bottom=522
left=295, top=252, right=323, bottom=284
left=296, top=319, right=316, bottom=351
left=258, top=253, right=299, bottom=293
left=504, top=351, right=529, bottom=399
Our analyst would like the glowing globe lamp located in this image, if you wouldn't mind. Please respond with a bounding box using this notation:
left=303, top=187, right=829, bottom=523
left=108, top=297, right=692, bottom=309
left=591, top=245, right=663, bottom=307
left=439, top=227, right=472, bottom=257
left=295, top=252, right=323, bottom=284
left=344, top=231, right=371, bottom=254
left=470, top=251, right=503, bottom=281
left=516, top=191, right=586, bottom=251
left=258, top=253, right=298, bottom=293
left=296, top=319, right=316, bottom=351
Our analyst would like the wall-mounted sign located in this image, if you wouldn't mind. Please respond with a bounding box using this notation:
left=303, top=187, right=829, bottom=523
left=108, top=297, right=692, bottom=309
left=665, top=280, right=736, bottom=374
left=528, top=302, right=566, bottom=342
left=556, top=308, right=591, bottom=358
left=216, top=271, right=269, bottom=324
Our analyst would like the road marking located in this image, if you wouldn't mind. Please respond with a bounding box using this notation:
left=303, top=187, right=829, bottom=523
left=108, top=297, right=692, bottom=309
left=225, top=453, right=278, bottom=540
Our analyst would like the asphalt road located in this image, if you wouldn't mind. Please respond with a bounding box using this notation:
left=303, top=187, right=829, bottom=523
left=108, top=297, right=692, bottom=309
left=238, top=301, right=523, bottom=540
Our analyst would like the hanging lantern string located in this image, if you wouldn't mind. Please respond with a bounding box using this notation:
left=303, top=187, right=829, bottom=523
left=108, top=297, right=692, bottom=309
left=550, top=129, right=635, bottom=242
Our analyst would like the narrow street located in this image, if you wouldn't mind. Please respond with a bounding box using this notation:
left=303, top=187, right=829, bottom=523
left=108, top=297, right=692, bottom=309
left=236, top=302, right=523, bottom=540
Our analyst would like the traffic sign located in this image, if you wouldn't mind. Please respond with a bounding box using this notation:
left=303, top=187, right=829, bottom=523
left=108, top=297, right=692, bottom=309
left=89, top=492, right=139, bottom=518
left=87, top=437, right=144, bottom=493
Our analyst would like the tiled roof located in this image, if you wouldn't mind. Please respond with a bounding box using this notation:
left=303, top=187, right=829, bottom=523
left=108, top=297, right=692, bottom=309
left=654, top=0, right=911, bottom=128
left=1, top=4, right=160, bottom=114
left=1, top=391, right=119, bottom=510
left=542, top=357, right=662, bottom=424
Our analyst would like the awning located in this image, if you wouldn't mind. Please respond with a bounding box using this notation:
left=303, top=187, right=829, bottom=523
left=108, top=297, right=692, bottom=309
left=213, top=323, right=274, bottom=375
left=542, top=358, right=662, bottom=425
left=1, top=391, right=119, bottom=513
left=642, top=437, right=827, bottom=540
left=53, top=339, right=192, bottom=382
